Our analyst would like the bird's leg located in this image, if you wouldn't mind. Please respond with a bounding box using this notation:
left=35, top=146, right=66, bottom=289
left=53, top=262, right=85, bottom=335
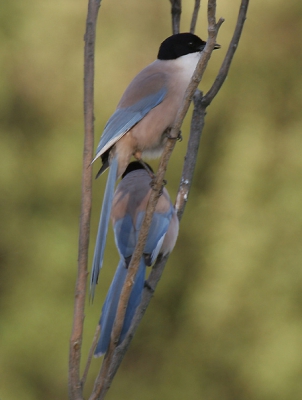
left=133, top=152, right=166, bottom=194
left=138, top=159, right=156, bottom=179
left=133, top=151, right=155, bottom=179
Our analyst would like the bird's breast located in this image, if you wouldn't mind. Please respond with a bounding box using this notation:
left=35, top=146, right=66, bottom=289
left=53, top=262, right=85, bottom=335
left=129, top=91, right=183, bottom=157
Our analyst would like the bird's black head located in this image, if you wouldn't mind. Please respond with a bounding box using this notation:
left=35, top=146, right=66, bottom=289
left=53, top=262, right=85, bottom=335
left=122, top=161, right=154, bottom=179
left=157, top=33, right=220, bottom=60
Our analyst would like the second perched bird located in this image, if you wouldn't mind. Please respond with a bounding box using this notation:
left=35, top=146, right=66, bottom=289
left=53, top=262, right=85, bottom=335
left=91, top=33, right=220, bottom=296
left=94, top=161, right=179, bottom=357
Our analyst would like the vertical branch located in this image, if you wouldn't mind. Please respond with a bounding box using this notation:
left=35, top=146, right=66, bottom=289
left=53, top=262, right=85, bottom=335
left=190, top=0, right=201, bottom=33
left=68, top=0, right=102, bottom=399
left=170, top=0, right=182, bottom=34
left=175, top=89, right=205, bottom=219
left=81, top=325, right=100, bottom=388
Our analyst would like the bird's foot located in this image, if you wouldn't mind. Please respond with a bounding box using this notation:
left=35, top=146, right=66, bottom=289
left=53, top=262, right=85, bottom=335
left=150, top=177, right=167, bottom=195
left=165, top=129, right=183, bottom=142
left=159, top=179, right=167, bottom=195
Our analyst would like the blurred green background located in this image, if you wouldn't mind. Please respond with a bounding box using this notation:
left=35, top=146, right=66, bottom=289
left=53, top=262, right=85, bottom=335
left=1, top=0, right=302, bottom=399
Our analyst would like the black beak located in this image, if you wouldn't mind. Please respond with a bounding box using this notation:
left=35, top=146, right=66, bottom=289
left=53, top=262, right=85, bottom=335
left=200, top=42, right=221, bottom=51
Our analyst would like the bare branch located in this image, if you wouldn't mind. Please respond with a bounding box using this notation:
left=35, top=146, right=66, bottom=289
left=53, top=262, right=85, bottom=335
left=81, top=325, right=100, bottom=389
left=190, top=0, right=201, bottom=33
left=202, top=0, right=249, bottom=106
left=170, top=0, right=182, bottom=34
left=175, top=89, right=205, bottom=219
left=68, top=0, right=102, bottom=399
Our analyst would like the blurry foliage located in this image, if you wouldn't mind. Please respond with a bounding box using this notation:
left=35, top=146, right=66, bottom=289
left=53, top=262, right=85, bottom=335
left=1, top=1, right=302, bottom=399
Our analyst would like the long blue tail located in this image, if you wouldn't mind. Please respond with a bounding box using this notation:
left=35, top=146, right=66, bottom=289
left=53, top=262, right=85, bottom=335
left=94, top=258, right=146, bottom=357
left=90, top=156, right=118, bottom=300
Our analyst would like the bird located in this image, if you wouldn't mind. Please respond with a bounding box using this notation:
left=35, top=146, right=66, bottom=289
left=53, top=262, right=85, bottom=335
left=90, top=33, right=220, bottom=297
left=94, top=161, right=179, bottom=357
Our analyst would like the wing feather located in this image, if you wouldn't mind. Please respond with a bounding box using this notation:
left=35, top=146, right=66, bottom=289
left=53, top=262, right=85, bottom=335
left=92, top=88, right=167, bottom=163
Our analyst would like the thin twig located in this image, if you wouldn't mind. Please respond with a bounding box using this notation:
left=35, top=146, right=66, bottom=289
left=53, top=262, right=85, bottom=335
left=68, top=0, right=102, bottom=399
left=175, top=89, right=205, bottom=218
left=202, top=0, right=249, bottom=106
left=170, top=0, right=182, bottom=34
left=81, top=325, right=100, bottom=389
left=190, top=0, right=201, bottom=33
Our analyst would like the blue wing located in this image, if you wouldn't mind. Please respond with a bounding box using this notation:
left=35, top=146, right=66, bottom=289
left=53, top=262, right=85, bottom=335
left=137, top=210, right=173, bottom=263
left=113, top=208, right=173, bottom=264
left=113, top=214, right=137, bottom=259
left=92, top=88, right=167, bottom=162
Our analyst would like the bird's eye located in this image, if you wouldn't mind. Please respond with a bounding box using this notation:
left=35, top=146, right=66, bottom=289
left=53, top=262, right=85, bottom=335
left=188, top=42, right=193, bottom=47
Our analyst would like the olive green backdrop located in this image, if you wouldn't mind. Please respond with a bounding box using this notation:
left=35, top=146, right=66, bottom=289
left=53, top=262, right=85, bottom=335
left=1, top=1, right=302, bottom=399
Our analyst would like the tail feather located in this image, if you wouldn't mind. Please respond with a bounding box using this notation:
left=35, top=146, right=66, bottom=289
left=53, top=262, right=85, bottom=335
left=95, top=260, right=127, bottom=357
left=90, top=156, right=118, bottom=300
left=94, top=258, right=146, bottom=357
left=120, top=258, right=146, bottom=343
